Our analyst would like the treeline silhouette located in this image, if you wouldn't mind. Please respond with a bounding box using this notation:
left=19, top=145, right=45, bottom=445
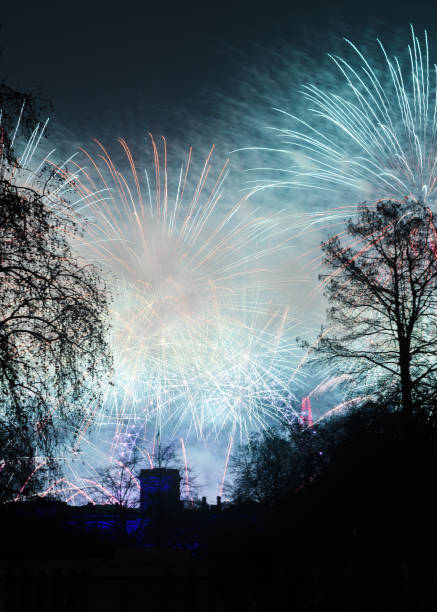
left=1, top=400, right=435, bottom=611
left=208, top=400, right=437, bottom=611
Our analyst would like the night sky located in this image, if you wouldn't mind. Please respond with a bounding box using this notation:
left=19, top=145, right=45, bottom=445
left=1, top=1, right=434, bottom=148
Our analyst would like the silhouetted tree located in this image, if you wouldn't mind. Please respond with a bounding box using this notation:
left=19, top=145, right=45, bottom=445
left=93, top=456, right=141, bottom=537
left=230, top=422, right=322, bottom=505
left=308, top=199, right=437, bottom=416
left=95, top=457, right=141, bottom=507
left=0, top=157, right=111, bottom=502
left=217, top=403, right=437, bottom=611
left=231, top=428, right=293, bottom=505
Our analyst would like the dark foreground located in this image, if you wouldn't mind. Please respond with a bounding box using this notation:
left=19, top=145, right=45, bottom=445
left=0, top=409, right=436, bottom=611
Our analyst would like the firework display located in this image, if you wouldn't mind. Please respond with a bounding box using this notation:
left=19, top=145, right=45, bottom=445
left=4, top=25, right=436, bottom=503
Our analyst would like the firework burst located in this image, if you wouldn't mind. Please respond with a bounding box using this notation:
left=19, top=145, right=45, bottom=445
left=67, top=136, right=303, bottom=443
left=243, top=26, right=437, bottom=205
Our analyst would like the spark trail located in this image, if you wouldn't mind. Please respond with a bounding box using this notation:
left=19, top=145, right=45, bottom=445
left=245, top=26, right=437, bottom=205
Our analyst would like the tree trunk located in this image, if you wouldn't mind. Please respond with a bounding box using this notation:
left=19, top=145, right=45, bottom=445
left=399, top=338, right=413, bottom=418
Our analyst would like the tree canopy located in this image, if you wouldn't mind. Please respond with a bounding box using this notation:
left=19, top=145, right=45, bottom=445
left=311, top=199, right=437, bottom=415
left=0, top=80, right=50, bottom=164
left=0, top=154, right=111, bottom=500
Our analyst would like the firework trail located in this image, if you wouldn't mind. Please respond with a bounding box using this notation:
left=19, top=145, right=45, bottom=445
left=179, top=437, right=192, bottom=503
left=243, top=26, right=437, bottom=205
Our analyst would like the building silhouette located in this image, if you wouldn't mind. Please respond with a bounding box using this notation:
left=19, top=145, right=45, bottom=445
left=139, top=468, right=181, bottom=512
